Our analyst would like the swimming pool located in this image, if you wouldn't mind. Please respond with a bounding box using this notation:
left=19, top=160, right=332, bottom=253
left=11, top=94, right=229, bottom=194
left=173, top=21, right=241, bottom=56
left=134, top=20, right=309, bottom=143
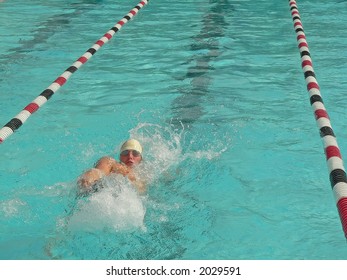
left=1, top=0, right=347, bottom=259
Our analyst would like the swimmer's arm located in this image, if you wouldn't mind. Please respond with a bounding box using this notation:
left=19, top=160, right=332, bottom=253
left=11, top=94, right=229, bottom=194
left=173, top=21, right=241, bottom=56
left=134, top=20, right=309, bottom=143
left=78, top=157, right=146, bottom=193
left=78, top=168, right=103, bottom=189
left=111, top=161, right=131, bottom=176
left=78, top=156, right=115, bottom=188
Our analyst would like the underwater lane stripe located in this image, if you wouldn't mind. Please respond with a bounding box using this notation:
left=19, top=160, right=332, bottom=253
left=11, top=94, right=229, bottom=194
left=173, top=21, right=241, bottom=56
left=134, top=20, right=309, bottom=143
left=289, top=0, right=347, bottom=239
left=0, top=0, right=149, bottom=143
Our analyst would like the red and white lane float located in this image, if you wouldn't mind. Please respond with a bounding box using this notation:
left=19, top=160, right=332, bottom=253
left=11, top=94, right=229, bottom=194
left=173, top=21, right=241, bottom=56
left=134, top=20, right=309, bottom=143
left=289, top=0, right=347, bottom=239
left=0, top=0, right=149, bottom=143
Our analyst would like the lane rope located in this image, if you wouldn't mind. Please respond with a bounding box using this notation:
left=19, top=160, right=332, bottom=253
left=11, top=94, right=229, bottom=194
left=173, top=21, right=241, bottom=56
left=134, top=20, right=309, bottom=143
left=289, top=0, right=347, bottom=239
left=0, top=0, right=149, bottom=144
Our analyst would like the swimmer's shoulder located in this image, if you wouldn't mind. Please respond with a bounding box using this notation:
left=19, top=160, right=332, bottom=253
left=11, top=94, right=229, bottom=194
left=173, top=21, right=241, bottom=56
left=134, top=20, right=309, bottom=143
left=95, top=156, right=117, bottom=166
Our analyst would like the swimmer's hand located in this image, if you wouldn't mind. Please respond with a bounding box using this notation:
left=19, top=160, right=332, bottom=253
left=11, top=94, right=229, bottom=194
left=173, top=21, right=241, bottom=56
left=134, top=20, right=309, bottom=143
left=112, top=162, right=132, bottom=177
left=77, top=168, right=104, bottom=189
left=78, top=157, right=116, bottom=189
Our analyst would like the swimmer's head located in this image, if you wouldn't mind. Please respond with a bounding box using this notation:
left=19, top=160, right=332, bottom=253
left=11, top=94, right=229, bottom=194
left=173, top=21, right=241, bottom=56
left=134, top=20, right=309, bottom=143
left=119, top=139, right=143, bottom=167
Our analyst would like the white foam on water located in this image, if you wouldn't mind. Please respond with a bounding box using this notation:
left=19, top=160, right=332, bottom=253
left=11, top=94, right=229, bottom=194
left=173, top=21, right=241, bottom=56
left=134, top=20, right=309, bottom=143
left=67, top=175, right=146, bottom=232
left=0, top=198, right=27, bottom=217
left=126, top=122, right=184, bottom=184
left=192, top=147, right=228, bottom=160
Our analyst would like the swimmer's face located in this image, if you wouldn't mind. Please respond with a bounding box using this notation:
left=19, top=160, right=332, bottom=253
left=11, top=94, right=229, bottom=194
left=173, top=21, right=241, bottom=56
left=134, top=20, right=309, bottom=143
left=120, top=149, right=142, bottom=167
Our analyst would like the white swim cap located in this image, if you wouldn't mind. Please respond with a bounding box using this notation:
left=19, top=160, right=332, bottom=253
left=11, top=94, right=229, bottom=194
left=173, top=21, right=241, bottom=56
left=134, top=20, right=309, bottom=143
left=120, top=139, right=143, bottom=154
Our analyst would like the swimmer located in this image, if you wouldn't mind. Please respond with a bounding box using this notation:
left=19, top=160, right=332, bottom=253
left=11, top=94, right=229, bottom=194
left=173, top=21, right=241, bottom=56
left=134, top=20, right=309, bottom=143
left=78, top=139, right=145, bottom=193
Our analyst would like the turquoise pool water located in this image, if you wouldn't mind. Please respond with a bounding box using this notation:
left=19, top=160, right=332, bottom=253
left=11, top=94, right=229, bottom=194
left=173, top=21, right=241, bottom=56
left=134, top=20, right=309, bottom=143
left=1, top=0, right=347, bottom=259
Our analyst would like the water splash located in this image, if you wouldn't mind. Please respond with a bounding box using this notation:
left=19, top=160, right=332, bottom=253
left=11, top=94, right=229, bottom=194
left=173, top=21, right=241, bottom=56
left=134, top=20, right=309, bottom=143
left=47, top=122, right=231, bottom=259
left=67, top=175, right=146, bottom=232
left=65, top=123, right=185, bottom=232
left=127, top=122, right=184, bottom=184
left=0, top=198, right=27, bottom=217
